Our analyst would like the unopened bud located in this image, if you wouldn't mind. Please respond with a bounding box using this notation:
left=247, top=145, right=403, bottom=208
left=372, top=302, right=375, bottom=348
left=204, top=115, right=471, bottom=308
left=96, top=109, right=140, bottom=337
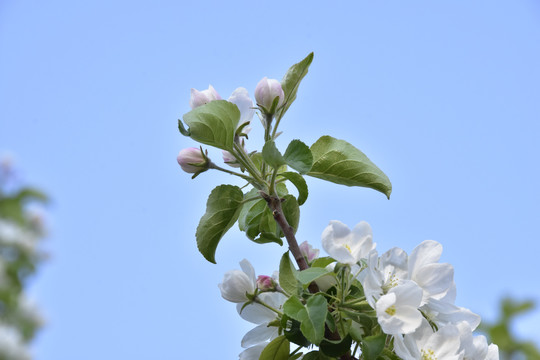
left=254, top=77, right=284, bottom=113
left=189, top=85, right=221, bottom=109
left=256, top=275, right=276, bottom=292
left=177, top=147, right=209, bottom=174
left=300, top=241, right=320, bottom=263
left=222, top=150, right=241, bottom=168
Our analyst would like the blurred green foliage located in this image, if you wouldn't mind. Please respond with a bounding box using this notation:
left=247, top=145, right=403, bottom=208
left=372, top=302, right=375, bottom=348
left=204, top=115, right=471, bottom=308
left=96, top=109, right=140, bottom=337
left=481, top=298, right=540, bottom=360
left=0, top=159, right=47, bottom=359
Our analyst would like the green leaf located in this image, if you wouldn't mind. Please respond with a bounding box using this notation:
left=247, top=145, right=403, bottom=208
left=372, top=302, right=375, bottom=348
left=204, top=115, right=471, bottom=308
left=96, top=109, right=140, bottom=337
left=280, top=195, right=299, bottom=237
left=182, top=100, right=239, bottom=151
left=283, top=294, right=327, bottom=345
left=263, top=140, right=286, bottom=169
left=283, top=140, right=313, bottom=174
left=311, top=257, right=335, bottom=268
left=279, top=172, right=308, bottom=205
left=296, top=267, right=331, bottom=286
left=302, top=351, right=332, bottom=360
left=195, top=185, right=243, bottom=263
left=283, top=295, right=305, bottom=321
left=253, top=232, right=283, bottom=246
left=279, top=252, right=299, bottom=296
left=300, top=295, right=328, bottom=345
left=320, top=335, right=353, bottom=358
left=177, top=119, right=190, bottom=136
left=277, top=52, right=314, bottom=120
left=260, top=335, right=290, bottom=360
left=361, top=334, right=387, bottom=360
left=308, top=136, right=392, bottom=199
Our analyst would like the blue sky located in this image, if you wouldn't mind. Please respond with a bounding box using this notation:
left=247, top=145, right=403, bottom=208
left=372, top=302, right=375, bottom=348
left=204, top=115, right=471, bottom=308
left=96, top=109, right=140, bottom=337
left=1, top=0, right=539, bottom=358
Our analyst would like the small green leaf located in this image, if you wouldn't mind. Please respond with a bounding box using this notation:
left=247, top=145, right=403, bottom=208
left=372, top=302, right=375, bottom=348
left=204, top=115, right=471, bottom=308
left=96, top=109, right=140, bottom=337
left=308, top=136, right=392, bottom=199
left=277, top=52, right=314, bottom=121
left=300, top=295, right=328, bottom=345
left=260, top=335, right=290, bottom=360
left=279, top=172, right=308, bottom=205
left=279, top=252, right=299, bottom=296
left=361, top=334, right=387, bottom=360
left=311, top=257, right=335, bottom=268
left=177, top=119, right=190, bottom=136
left=283, top=140, right=313, bottom=174
left=296, top=267, right=331, bottom=286
left=182, top=100, right=239, bottom=151
left=238, top=188, right=262, bottom=231
left=263, top=140, right=287, bottom=169
left=280, top=195, right=300, bottom=237
left=196, top=185, right=244, bottom=263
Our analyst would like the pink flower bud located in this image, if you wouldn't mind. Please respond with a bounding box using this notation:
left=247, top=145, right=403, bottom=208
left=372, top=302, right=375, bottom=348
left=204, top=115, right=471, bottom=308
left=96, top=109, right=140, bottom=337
left=177, top=147, right=207, bottom=173
left=254, top=77, right=284, bottom=112
left=300, top=241, right=320, bottom=263
left=256, top=275, right=276, bottom=292
left=189, top=85, right=222, bottom=109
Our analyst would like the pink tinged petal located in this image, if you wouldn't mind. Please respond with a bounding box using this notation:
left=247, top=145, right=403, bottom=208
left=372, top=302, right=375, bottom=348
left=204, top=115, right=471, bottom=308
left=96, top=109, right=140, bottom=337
left=241, top=323, right=278, bottom=348
left=237, top=302, right=277, bottom=324
left=408, top=240, right=443, bottom=278
left=239, top=343, right=267, bottom=360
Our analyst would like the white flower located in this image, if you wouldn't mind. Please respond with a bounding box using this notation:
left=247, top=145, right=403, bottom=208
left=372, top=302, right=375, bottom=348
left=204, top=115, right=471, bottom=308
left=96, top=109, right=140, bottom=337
left=254, top=77, right=284, bottom=112
left=394, top=319, right=463, bottom=360
left=375, top=280, right=423, bottom=334
left=361, top=247, right=408, bottom=307
left=408, top=240, right=454, bottom=306
left=456, top=321, right=499, bottom=360
left=218, top=259, right=257, bottom=303
left=237, top=292, right=287, bottom=358
left=321, top=220, right=375, bottom=265
left=189, top=85, right=221, bottom=109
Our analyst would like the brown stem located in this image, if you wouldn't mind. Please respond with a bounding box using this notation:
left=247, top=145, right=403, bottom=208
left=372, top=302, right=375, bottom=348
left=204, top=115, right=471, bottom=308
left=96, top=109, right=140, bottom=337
left=262, top=193, right=355, bottom=360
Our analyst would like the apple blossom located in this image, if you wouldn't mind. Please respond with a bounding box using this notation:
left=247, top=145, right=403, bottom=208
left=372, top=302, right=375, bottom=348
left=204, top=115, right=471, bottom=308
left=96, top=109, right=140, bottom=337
left=393, top=320, right=463, bottom=360
left=321, top=220, right=375, bottom=265
left=176, top=147, right=208, bottom=174
left=256, top=275, right=276, bottom=292
left=254, top=77, right=284, bottom=112
left=299, top=241, right=319, bottom=263
left=375, top=280, right=423, bottom=334
left=189, top=85, right=221, bottom=109
left=218, top=259, right=257, bottom=303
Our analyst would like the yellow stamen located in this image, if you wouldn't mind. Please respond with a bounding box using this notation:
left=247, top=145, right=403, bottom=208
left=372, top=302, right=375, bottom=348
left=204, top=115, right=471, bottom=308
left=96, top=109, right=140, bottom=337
left=385, top=305, right=396, bottom=316
left=421, top=349, right=437, bottom=360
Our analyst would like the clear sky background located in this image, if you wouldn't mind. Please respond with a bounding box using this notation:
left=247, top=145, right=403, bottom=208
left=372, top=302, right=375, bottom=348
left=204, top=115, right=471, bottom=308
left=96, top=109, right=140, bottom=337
left=1, top=0, right=539, bottom=359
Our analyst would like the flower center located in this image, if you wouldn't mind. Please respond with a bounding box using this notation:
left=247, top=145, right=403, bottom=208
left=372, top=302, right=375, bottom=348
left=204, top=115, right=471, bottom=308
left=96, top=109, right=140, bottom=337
left=385, top=305, right=396, bottom=316
left=421, top=349, right=437, bottom=360
left=344, top=244, right=352, bottom=253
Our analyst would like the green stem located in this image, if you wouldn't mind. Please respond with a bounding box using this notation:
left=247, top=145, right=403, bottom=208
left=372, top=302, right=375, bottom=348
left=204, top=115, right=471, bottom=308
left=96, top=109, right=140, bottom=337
left=232, top=143, right=266, bottom=187
left=209, top=163, right=255, bottom=183
left=254, top=296, right=283, bottom=316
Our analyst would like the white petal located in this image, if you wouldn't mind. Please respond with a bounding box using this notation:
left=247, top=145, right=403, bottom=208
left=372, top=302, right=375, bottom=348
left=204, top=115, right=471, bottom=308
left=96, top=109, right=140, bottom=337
left=239, top=343, right=267, bottom=360
left=228, top=87, right=255, bottom=129
left=486, top=344, right=499, bottom=360
left=415, top=263, right=454, bottom=297
left=237, top=302, right=276, bottom=324
left=427, top=324, right=461, bottom=359
left=240, top=259, right=256, bottom=286
left=393, top=281, right=423, bottom=308
left=241, top=323, right=277, bottom=348
left=408, top=240, right=442, bottom=278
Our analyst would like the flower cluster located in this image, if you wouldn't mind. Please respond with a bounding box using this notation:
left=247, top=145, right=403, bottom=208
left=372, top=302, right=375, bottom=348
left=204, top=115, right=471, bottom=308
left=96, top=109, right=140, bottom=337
left=218, top=221, right=499, bottom=360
